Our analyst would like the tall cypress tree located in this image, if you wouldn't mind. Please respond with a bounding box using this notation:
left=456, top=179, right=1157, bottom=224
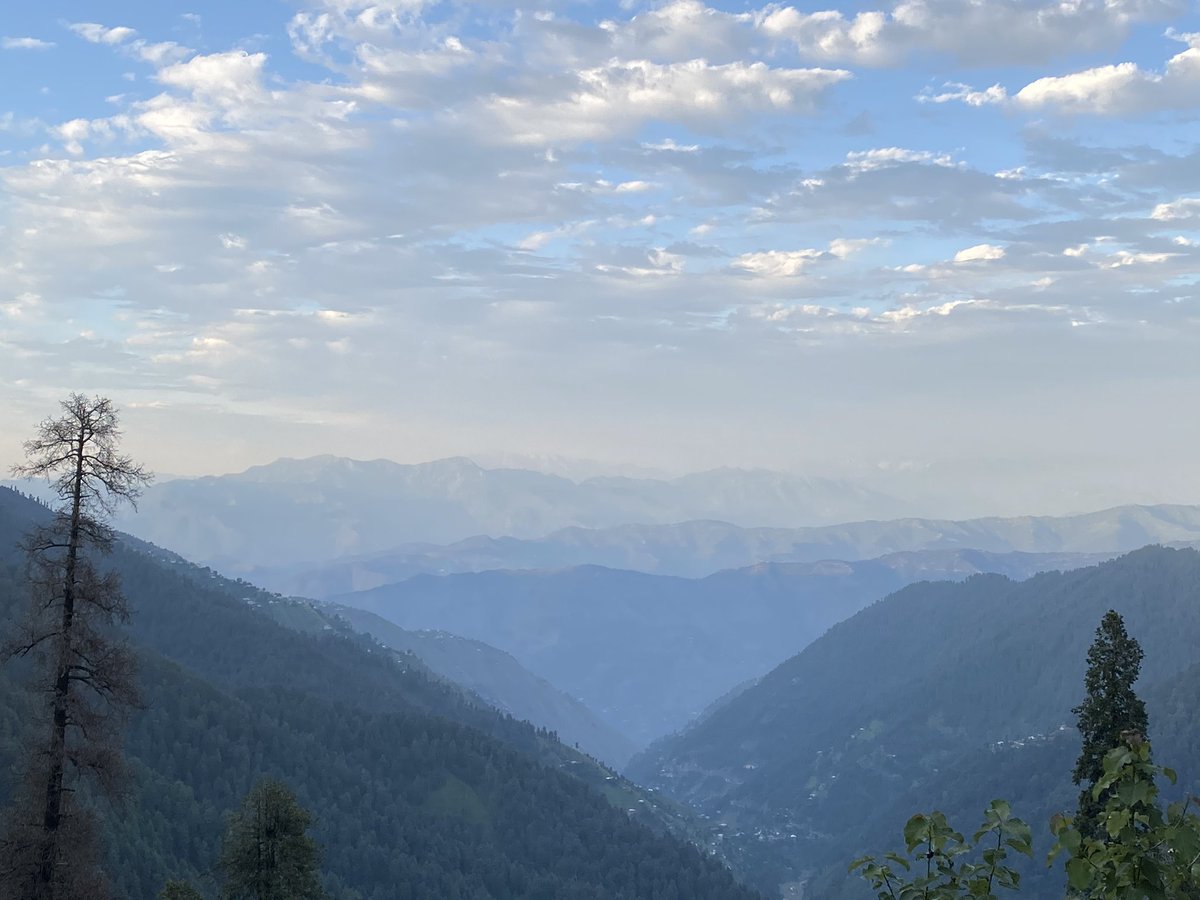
left=1071, top=609, right=1148, bottom=837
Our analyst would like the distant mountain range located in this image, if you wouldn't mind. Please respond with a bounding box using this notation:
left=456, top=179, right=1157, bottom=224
left=12, top=455, right=1196, bottom=591
left=88, top=454, right=905, bottom=571
left=253, top=505, right=1200, bottom=598
left=328, top=548, right=1122, bottom=748
left=626, top=546, right=1200, bottom=897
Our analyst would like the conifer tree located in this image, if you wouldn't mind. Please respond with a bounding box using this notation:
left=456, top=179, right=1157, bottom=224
left=159, top=881, right=204, bottom=900
left=219, top=779, right=326, bottom=900
left=1071, top=610, right=1148, bottom=837
left=0, top=394, right=150, bottom=900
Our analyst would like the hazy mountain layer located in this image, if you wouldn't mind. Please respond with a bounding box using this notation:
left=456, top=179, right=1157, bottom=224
left=100, top=455, right=904, bottom=571
left=252, top=505, right=1199, bottom=598
left=329, top=548, right=1115, bottom=748
left=627, top=546, right=1200, bottom=897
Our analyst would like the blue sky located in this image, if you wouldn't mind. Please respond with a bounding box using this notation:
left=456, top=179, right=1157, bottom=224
left=2, top=0, right=1200, bottom=516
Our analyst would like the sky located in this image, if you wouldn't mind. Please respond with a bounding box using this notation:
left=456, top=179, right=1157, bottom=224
left=2, top=0, right=1200, bottom=516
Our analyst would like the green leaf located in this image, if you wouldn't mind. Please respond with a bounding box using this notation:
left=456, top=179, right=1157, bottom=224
left=1105, top=808, right=1132, bottom=838
left=903, top=814, right=929, bottom=851
left=1066, top=857, right=1093, bottom=891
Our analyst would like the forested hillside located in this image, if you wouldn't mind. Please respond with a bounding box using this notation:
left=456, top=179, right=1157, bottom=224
left=323, top=605, right=637, bottom=767
left=0, top=488, right=759, bottom=899
left=629, top=546, right=1200, bottom=897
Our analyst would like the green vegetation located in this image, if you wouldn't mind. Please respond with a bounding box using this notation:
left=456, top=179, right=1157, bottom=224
left=159, top=880, right=203, bottom=899
left=1051, top=739, right=1200, bottom=898
left=0, top=487, right=761, bottom=900
left=852, top=801, right=1032, bottom=898
left=1072, top=611, right=1149, bottom=837
left=218, top=780, right=325, bottom=900
left=854, top=738, right=1200, bottom=899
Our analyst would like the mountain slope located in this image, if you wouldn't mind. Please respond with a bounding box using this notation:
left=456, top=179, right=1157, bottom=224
left=0, top=488, right=758, bottom=900
left=322, top=604, right=637, bottom=768
left=627, top=546, right=1200, bottom=897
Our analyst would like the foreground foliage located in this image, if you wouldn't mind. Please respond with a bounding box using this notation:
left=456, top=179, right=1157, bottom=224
left=1051, top=738, right=1200, bottom=898
left=851, top=801, right=1033, bottom=899
left=1073, top=611, right=1149, bottom=837
left=853, top=739, right=1200, bottom=899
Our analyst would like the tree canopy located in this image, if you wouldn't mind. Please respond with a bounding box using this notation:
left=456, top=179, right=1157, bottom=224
left=219, top=779, right=325, bottom=900
left=1072, top=610, right=1148, bottom=837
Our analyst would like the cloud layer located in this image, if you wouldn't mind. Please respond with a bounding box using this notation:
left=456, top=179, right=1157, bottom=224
left=1, top=0, right=1199, bottom=515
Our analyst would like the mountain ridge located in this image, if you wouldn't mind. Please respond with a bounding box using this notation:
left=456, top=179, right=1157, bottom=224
left=250, top=503, right=1200, bottom=597
left=90, top=454, right=906, bottom=571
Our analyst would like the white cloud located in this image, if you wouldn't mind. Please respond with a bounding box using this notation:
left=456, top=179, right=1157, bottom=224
left=2, top=37, right=55, bottom=50
left=155, top=51, right=269, bottom=110
left=1104, top=250, right=1175, bottom=267
left=610, top=0, right=757, bottom=63
left=829, top=237, right=883, bottom=258
left=734, top=238, right=877, bottom=275
left=758, top=8, right=894, bottom=65
left=517, top=221, right=594, bottom=251
left=735, top=248, right=826, bottom=276
left=596, top=247, right=685, bottom=277
left=1151, top=197, right=1200, bottom=221
left=954, top=243, right=1006, bottom=262
left=758, top=0, right=1183, bottom=67
left=1015, top=31, right=1200, bottom=115
left=844, top=147, right=957, bottom=172
left=484, top=59, right=850, bottom=144
left=70, top=23, right=138, bottom=45
left=917, top=81, right=1006, bottom=106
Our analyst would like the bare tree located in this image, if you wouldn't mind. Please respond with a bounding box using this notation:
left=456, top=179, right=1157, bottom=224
left=0, top=394, right=150, bottom=900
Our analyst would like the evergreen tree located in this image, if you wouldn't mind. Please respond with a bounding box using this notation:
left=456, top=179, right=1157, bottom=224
left=160, top=880, right=204, bottom=900
left=219, top=779, right=326, bottom=900
left=0, top=394, right=150, bottom=900
left=1071, top=610, right=1148, bottom=837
